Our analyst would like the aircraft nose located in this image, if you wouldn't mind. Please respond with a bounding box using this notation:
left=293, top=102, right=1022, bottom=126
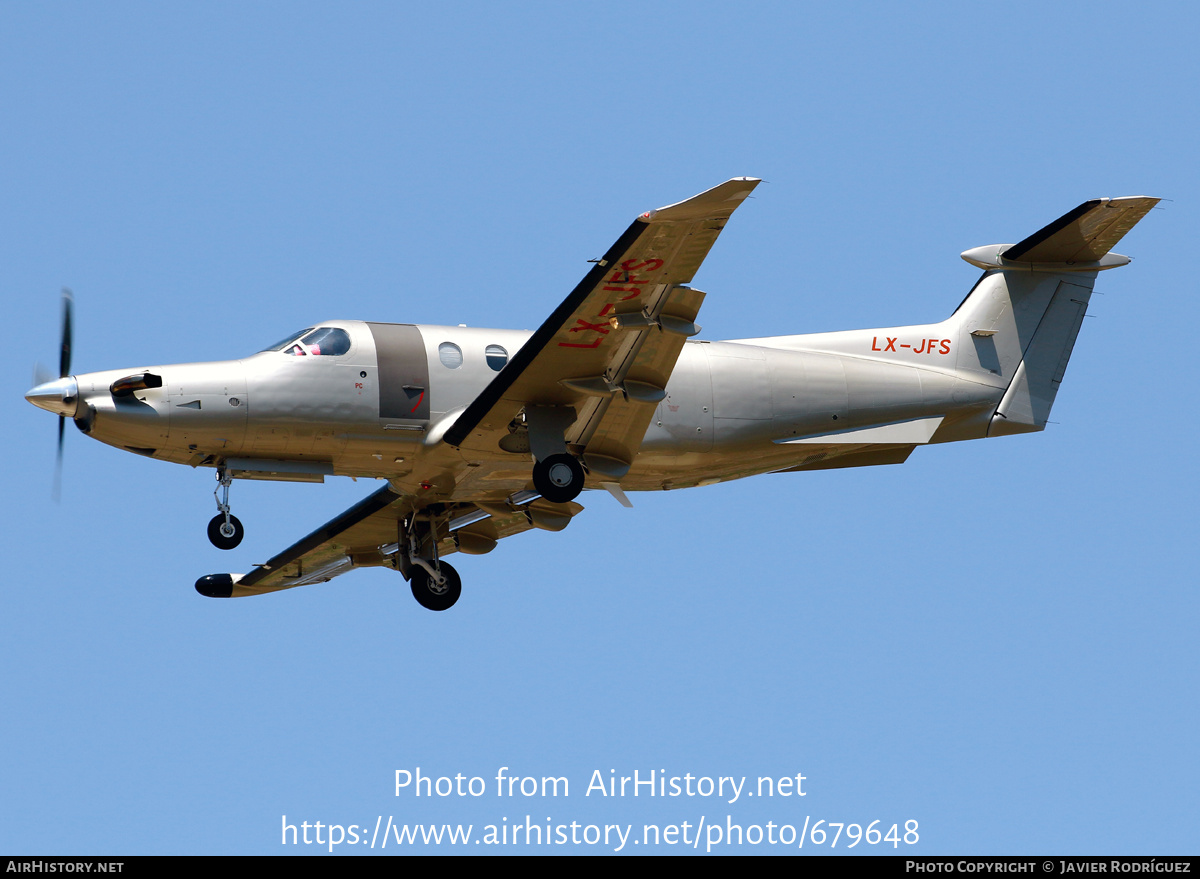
left=25, top=376, right=79, bottom=417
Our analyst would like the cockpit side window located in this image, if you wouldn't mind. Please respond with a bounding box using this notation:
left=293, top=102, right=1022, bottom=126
left=284, top=326, right=352, bottom=357
left=309, top=327, right=351, bottom=355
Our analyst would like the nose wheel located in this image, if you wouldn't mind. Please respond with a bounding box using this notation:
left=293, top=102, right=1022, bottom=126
left=208, top=466, right=244, bottom=550
left=207, top=514, right=245, bottom=550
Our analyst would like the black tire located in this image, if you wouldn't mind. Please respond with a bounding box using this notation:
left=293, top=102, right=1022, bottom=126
left=532, top=453, right=585, bottom=503
left=207, top=514, right=244, bottom=550
left=410, top=562, right=462, bottom=611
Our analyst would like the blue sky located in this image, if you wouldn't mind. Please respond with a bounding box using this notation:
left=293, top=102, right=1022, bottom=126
left=3, top=1, right=1196, bottom=855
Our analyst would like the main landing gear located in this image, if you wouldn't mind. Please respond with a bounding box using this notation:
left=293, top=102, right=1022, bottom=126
left=409, top=562, right=461, bottom=612
left=524, top=406, right=586, bottom=504
left=400, top=512, right=461, bottom=611
left=532, top=453, right=585, bottom=503
left=207, top=466, right=244, bottom=550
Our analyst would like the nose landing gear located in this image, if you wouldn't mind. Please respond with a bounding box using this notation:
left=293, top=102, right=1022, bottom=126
left=207, top=467, right=244, bottom=550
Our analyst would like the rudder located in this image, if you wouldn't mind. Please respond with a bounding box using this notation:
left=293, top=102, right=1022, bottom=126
left=988, top=276, right=1092, bottom=436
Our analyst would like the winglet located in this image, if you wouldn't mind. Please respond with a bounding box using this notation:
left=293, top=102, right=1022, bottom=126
left=643, top=177, right=761, bottom=223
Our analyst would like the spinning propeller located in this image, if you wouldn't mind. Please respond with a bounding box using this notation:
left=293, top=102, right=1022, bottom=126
left=26, top=289, right=77, bottom=499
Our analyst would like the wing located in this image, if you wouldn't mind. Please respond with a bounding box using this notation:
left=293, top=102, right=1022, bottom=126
left=195, top=485, right=583, bottom=597
left=195, top=179, right=758, bottom=598
left=443, top=177, right=760, bottom=477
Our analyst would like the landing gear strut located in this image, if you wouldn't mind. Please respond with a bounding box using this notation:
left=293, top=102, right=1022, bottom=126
left=532, top=453, right=585, bottom=503
left=400, top=513, right=461, bottom=611
left=207, top=466, right=244, bottom=550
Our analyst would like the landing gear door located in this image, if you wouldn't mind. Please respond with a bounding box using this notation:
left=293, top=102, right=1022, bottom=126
left=367, top=323, right=430, bottom=423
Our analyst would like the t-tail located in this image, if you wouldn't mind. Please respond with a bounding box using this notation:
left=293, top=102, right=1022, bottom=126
left=950, top=196, right=1158, bottom=436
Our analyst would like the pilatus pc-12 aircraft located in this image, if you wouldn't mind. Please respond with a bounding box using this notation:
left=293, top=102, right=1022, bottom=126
left=25, top=179, right=1157, bottom=610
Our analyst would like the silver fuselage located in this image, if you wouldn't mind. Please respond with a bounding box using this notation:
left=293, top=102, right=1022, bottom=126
left=47, top=310, right=1007, bottom=498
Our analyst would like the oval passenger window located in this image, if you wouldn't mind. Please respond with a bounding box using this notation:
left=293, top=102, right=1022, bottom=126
left=439, top=342, right=464, bottom=369
left=485, top=344, right=508, bottom=371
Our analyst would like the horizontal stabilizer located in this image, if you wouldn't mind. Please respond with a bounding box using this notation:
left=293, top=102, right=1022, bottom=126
left=1002, top=196, right=1159, bottom=263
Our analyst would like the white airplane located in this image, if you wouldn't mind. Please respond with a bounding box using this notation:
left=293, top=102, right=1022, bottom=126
left=25, top=179, right=1157, bottom=610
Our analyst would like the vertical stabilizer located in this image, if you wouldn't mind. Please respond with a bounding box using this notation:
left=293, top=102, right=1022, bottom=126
left=950, top=197, right=1157, bottom=436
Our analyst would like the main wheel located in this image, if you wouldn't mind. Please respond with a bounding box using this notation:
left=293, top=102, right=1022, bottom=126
left=410, top=562, right=462, bottom=611
left=207, top=514, right=244, bottom=550
left=532, top=453, right=585, bottom=503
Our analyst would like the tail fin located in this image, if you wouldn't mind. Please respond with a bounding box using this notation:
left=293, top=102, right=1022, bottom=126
left=951, top=197, right=1158, bottom=436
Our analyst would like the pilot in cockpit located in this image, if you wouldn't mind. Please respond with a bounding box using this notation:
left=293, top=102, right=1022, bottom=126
left=262, top=326, right=351, bottom=357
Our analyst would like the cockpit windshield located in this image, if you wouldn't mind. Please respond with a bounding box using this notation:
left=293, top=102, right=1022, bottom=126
left=261, top=328, right=315, bottom=353
left=261, top=326, right=353, bottom=357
